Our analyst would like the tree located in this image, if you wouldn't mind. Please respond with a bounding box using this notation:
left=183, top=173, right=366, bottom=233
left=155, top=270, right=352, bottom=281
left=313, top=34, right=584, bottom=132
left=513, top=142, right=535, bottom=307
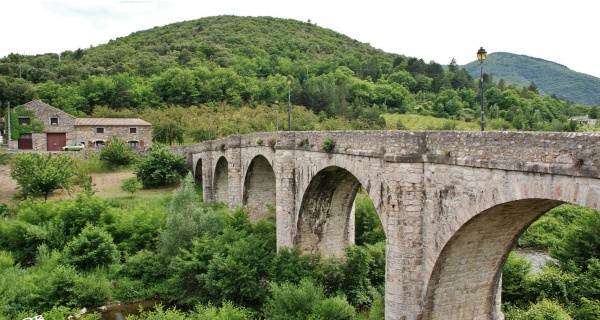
left=134, top=144, right=188, bottom=188
left=152, top=122, right=184, bottom=145
left=99, top=136, right=136, bottom=170
left=62, top=224, right=120, bottom=270
left=10, top=153, right=75, bottom=201
left=121, top=176, right=142, bottom=198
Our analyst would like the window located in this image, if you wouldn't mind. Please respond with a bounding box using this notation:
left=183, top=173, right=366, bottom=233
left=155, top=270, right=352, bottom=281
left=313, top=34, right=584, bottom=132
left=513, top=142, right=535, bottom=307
left=96, top=127, right=104, bottom=134
left=18, top=118, right=31, bottom=125
left=129, top=127, right=137, bottom=134
left=50, top=117, right=59, bottom=125
left=93, top=140, right=105, bottom=147
left=128, top=140, right=139, bottom=148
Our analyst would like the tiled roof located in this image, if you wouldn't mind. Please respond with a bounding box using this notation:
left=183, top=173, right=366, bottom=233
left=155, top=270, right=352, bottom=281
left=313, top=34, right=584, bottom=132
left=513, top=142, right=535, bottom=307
left=75, top=118, right=152, bottom=126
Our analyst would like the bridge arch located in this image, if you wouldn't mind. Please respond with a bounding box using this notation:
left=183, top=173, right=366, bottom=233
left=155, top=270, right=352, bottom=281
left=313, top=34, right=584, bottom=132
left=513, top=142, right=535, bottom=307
left=424, top=198, right=563, bottom=319
left=422, top=165, right=600, bottom=319
left=296, top=165, right=375, bottom=258
left=243, top=155, right=276, bottom=222
left=213, top=156, right=229, bottom=204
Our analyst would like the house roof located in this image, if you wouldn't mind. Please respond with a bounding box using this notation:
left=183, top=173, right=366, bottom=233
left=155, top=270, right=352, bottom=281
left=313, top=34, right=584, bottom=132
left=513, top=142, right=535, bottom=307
left=75, top=118, right=152, bottom=126
left=24, top=100, right=77, bottom=119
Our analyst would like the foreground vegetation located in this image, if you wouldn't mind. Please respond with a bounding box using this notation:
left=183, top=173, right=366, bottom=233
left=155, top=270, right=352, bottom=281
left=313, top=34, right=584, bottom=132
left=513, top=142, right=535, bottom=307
left=0, top=173, right=387, bottom=319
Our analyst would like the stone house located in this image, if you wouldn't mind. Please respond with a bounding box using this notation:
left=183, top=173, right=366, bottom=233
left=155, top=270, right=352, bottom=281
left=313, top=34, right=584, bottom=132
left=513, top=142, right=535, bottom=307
left=6, top=100, right=152, bottom=151
left=569, top=115, right=597, bottom=126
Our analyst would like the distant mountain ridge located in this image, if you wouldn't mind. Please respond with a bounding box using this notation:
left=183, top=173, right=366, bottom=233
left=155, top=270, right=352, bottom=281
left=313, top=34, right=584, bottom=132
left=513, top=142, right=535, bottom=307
left=462, top=52, right=600, bottom=106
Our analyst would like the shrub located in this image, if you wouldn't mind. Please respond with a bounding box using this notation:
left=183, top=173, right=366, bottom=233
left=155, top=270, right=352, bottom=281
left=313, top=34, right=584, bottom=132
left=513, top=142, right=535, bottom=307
left=502, top=251, right=532, bottom=308
left=267, top=136, right=277, bottom=148
left=550, top=207, right=600, bottom=271
left=0, top=250, right=15, bottom=271
left=264, top=279, right=324, bottom=320
left=45, top=264, right=80, bottom=308
left=322, top=136, right=336, bottom=152
left=523, top=299, right=572, bottom=320
left=256, top=138, right=264, bottom=145
left=121, top=176, right=142, bottom=198
left=311, top=296, right=355, bottom=320
left=72, top=273, right=113, bottom=308
left=62, top=224, right=120, bottom=270
left=99, top=137, right=137, bottom=170
left=135, top=144, right=188, bottom=188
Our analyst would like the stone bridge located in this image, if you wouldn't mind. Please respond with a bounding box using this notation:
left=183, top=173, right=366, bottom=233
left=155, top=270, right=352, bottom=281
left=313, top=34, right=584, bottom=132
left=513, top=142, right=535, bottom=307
left=188, top=130, right=600, bottom=320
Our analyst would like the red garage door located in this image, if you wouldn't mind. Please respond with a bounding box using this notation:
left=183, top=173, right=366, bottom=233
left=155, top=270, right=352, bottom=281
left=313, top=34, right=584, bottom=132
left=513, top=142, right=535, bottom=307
left=18, top=133, right=33, bottom=150
left=47, top=133, right=66, bottom=151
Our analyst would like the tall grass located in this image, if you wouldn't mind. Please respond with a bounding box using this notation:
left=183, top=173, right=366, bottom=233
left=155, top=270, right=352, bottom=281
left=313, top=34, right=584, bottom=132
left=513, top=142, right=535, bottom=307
left=384, top=114, right=480, bottom=131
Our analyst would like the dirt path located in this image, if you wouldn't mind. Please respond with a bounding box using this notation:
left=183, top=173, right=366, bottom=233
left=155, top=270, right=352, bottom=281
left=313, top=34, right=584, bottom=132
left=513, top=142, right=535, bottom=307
left=0, top=164, right=18, bottom=203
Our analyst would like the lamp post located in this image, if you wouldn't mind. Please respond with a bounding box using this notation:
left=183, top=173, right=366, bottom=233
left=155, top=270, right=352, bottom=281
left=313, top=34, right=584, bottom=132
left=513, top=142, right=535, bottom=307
left=477, top=47, right=487, bottom=131
left=286, top=76, right=292, bottom=132
left=274, top=98, right=279, bottom=133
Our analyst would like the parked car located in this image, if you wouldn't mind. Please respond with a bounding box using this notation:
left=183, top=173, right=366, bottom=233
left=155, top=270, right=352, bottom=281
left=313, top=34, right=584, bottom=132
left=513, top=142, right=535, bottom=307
left=62, top=143, right=85, bottom=151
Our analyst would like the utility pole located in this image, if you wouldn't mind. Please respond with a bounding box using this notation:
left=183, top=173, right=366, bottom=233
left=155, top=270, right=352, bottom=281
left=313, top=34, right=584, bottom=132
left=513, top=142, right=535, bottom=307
left=7, top=101, right=11, bottom=149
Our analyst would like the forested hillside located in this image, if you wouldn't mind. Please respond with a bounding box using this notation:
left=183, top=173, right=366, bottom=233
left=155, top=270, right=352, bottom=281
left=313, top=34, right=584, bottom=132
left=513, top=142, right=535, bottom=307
left=462, top=52, right=600, bottom=106
left=0, top=15, right=597, bottom=141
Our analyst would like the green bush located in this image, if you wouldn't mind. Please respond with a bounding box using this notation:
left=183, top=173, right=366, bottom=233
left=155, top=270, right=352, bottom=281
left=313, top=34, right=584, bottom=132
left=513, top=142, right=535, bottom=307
left=524, top=266, right=579, bottom=307
left=550, top=208, right=600, bottom=271
left=264, top=279, right=325, bottom=320
left=72, top=273, right=113, bottom=308
left=99, top=137, right=137, bottom=170
left=62, top=224, right=120, bottom=271
left=120, top=176, right=143, bottom=198
left=0, top=251, right=15, bottom=271
left=135, top=144, right=188, bottom=188
left=45, top=264, right=79, bottom=308
left=354, top=190, right=385, bottom=246
left=269, top=246, right=324, bottom=285
left=0, top=219, right=46, bottom=264
left=119, top=249, right=166, bottom=285
left=311, top=296, right=355, bottom=320
left=523, top=299, right=572, bottom=320
left=105, top=204, right=166, bottom=255
left=502, top=252, right=532, bottom=308
left=322, top=136, right=336, bottom=152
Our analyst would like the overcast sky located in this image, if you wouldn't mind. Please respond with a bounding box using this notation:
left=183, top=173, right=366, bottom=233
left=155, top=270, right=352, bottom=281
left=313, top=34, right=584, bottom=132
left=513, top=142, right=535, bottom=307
left=1, top=1, right=599, bottom=78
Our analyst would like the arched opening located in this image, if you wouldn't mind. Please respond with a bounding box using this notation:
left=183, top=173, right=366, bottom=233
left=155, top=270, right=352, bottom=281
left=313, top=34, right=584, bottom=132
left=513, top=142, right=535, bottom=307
left=296, top=166, right=385, bottom=259
left=195, top=159, right=203, bottom=184
left=243, top=155, right=276, bottom=223
left=213, top=157, right=229, bottom=204
left=424, top=198, right=564, bottom=319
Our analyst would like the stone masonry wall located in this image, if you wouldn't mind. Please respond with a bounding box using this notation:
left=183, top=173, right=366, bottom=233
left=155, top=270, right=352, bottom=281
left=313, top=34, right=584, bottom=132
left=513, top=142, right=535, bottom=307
left=75, top=125, right=151, bottom=147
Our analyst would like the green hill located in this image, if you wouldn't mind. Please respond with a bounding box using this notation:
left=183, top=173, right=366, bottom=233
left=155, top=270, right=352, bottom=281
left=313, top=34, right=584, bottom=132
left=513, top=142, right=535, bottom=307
left=462, top=52, right=600, bottom=106
left=0, top=15, right=596, bottom=137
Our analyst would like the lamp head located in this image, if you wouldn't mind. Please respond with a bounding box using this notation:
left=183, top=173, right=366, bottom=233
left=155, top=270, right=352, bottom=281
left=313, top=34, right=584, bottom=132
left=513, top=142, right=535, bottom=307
left=477, top=47, right=487, bottom=61
left=286, top=76, right=292, bottom=85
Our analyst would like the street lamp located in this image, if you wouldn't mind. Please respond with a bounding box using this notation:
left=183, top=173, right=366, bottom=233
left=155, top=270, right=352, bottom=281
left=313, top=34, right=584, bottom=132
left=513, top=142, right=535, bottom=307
left=274, top=98, right=279, bottom=133
left=477, top=47, right=487, bottom=131
left=286, top=76, right=292, bottom=132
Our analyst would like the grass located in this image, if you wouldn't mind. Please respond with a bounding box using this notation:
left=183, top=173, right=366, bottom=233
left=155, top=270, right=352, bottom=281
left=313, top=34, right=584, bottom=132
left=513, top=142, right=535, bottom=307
left=0, top=151, right=13, bottom=166
left=384, top=114, right=481, bottom=131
